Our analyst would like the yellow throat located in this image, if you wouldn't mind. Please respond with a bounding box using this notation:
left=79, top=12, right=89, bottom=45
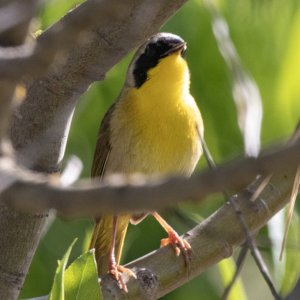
left=110, top=51, right=203, bottom=176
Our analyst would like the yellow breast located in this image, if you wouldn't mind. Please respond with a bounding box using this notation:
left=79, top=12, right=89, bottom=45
left=107, top=52, right=203, bottom=176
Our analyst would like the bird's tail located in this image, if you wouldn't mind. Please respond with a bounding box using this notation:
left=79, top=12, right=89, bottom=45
left=89, top=214, right=130, bottom=275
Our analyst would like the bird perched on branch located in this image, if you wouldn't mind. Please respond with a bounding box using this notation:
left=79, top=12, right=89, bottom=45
left=90, top=32, right=203, bottom=292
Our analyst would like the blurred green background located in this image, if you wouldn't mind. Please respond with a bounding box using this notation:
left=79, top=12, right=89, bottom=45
left=20, top=0, right=300, bottom=299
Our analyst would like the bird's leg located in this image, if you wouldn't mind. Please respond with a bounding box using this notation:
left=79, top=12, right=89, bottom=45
left=152, top=212, right=192, bottom=266
left=108, top=215, right=136, bottom=293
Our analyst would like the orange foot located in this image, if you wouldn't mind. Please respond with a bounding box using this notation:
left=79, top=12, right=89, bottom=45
left=152, top=212, right=192, bottom=267
left=160, top=229, right=192, bottom=266
left=108, top=264, right=136, bottom=293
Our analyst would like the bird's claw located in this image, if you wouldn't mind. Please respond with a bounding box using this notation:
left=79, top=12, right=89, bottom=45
left=108, top=264, right=136, bottom=293
left=160, top=230, right=192, bottom=266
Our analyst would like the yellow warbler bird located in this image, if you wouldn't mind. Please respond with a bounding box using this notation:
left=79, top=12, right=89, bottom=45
left=90, top=32, right=203, bottom=291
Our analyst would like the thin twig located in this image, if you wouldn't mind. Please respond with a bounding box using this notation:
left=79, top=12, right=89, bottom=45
left=199, top=133, right=216, bottom=169
left=279, top=166, right=300, bottom=260
left=231, top=196, right=282, bottom=300
left=249, top=175, right=272, bottom=202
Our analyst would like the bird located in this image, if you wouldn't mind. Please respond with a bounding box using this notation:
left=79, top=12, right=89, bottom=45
left=89, top=32, right=203, bottom=292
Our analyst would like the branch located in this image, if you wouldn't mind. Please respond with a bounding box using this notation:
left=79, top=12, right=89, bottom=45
left=0, top=1, right=39, bottom=299
left=100, top=169, right=295, bottom=299
left=1, top=139, right=300, bottom=217
left=0, top=0, right=128, bottom=80
left=0, top=0, right=37, bottom=34
left=0, top=0, right=38, bottom=149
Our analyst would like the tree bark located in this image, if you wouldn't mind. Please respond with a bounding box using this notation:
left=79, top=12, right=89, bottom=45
left=0, top=1, right=38, bottom=299
left=0, top=139, right=299, bottom=217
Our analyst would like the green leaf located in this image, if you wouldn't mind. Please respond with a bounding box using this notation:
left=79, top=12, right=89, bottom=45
left=64, top=249, right=102, bottom=300
left=280, top=210, right=300, bottom=296
left=218, top=258, right=247, bottom=300
left=48, top=239, right=77, bottom=300
left=275, top=8, right=300, bottom=137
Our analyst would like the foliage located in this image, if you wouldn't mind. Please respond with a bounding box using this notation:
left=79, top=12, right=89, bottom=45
left=47, top=239, right=101, bottom=300
left=20, top=0, right=300, bottom=299
left=49, top=239, right=77, bottom=300
left=64, top=249, right=101, bottom=300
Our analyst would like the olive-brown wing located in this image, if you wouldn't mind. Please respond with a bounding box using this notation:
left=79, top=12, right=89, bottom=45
left=91, top=104, right=116, bottom=179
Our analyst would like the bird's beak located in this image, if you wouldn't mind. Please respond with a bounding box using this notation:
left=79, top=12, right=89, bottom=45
left=163, top=42, right=187, bottom=57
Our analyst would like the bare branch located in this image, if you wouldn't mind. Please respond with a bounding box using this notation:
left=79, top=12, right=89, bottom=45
left=280, top=166, right=300, bottom=259
left=1, top=139, right=300, bottom=217
left=0, top=0, right=37, bottom=34
left=100, top=169, right=295, bottom=299
left=0, top=0, right=129, bottom=80
left=0, top=0, right=38, bottom=149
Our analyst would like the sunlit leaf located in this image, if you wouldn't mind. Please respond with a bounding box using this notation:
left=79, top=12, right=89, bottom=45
left=64, top=249, right=102, bottom=300
left=48, top=239, right=77, bottom=300
left=275, top=8, right=300, bottom=137
left=280, top=210, right=300, bottom=296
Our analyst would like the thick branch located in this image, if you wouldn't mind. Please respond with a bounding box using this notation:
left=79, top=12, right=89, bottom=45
left=0, top=0, right=37, bottom=149
left=0, top=0, right=128, bottom=80
left=0, top=1, right=39, bottom=300
left=100, top=170, right=295, bottom=299
left=1, top=140, right=299, bottom=217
